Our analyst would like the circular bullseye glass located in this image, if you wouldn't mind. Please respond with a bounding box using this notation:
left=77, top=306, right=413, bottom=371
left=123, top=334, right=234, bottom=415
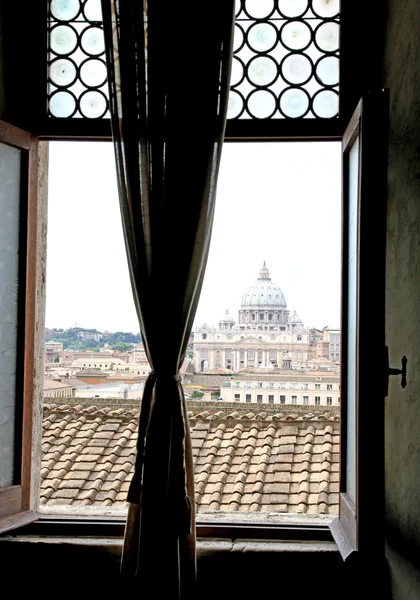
left=50, top=0, right=80, bottom=21
left=79, top=90, right=108, bottom=118
left=279, top=87, right=309, bottom=117
left=231, top=57, right=245, bottom=86
left=247, top=23, right=277, bottom=52
left=233, top=24, right=245, bottom=52
left=281, top=21, right=312, bottom=51
left=83, top=0, right=103, bottom=21
left=247, top=90, right=277, bottom=118
left=312, top=0, right=339, bottom=18
left=80, top=58, right=107, bottom=87
left=227, top=91, right=244, bottom=119
left=316, top=55, right=339, bottom=86
left=281, top=53, right=312, bottom=85
left=312, top=89, right=338, bottom=117
left=278, top=0, right=308, bottom=18
left=49, top=58, right=77, bottom=87
left=244, top=0, right=275, bottom=19
left=247, top=56, right=278, bottom=87
left=49, top=91, right=76, bottom=117
left=50, top=25, right=78, bottom=55
left=315, top=21, right=339, bottom=52
left=81, top=26, right=105, bottom=56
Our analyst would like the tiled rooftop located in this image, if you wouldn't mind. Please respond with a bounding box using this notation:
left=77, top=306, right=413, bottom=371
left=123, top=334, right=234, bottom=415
left=41, top=402, right=340, bottom=516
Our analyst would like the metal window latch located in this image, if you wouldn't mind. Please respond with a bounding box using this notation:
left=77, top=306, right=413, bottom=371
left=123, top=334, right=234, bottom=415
left=384, top=346, right=407, bottom=397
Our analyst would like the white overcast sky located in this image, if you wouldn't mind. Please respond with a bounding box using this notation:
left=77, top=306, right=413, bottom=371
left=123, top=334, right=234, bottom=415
left=45, top=140, right=341, bottom=333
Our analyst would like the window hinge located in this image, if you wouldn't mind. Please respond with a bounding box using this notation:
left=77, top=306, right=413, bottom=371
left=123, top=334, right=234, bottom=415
left=384, top=346, right=407, bottom=397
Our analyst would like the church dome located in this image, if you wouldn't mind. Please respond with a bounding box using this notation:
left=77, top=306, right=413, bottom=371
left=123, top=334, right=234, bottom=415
left=220, top=309, right=235, bottom=323
left=241, top=262, right=287, bottom=309
left=289, top=310, right=302, bottom=324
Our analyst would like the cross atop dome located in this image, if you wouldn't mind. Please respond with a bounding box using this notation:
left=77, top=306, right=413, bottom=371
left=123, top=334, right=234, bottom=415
left=258, top=261, right=270, bottom=280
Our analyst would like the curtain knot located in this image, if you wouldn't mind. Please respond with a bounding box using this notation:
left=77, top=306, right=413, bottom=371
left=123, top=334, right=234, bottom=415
left=152, top=370, right=181, bottom=384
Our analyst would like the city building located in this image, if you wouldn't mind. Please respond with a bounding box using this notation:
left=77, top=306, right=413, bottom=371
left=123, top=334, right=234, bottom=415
left=43, top=378, right=74, bottom=399
left=44, top=341, right=63, bottom=363
left=220, top=371, right=340, bottom=407
left=194, top=263, right=340, bottom=372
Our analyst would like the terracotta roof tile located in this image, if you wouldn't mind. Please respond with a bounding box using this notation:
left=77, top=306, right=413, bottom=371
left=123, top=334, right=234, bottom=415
left=41, top=402, right=339, bottom=515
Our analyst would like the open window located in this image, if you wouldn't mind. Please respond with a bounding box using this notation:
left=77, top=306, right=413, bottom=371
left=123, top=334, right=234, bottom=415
left=0, top=0, right=389, bottom=567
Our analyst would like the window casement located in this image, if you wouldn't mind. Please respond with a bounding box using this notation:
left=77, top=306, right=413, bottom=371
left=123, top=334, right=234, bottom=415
left=0, top=123, right=39, bottom=534
left=0, top=0, right=388, bottom=569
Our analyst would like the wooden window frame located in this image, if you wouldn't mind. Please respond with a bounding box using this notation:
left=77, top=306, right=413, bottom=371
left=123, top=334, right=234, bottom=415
left=0, top=2, right=388, bottom=558
left=0, top=122, right=38, bottom=533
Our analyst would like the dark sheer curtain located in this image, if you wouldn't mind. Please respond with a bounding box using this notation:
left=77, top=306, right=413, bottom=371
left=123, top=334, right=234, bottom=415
left=101, top=0, right=234, bottom=596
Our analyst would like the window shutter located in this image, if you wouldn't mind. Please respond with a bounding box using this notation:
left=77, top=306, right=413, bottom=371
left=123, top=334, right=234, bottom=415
left=0, top=121, right=38, bottom=533
left=330, top=91, right=389, bottom=559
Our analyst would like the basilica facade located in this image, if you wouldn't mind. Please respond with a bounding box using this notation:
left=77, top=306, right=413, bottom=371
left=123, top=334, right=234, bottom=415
left=193, top=263, right=338, bottom=372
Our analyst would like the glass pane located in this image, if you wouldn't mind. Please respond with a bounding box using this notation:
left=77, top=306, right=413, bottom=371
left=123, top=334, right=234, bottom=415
left=231, top=1, right=340, bottom=119
left=346, top=135, right=359, bottom=505
left=47, top=1, right=109, bottom=119
left=0, top=142, right=21, bottom=488
left=47, top=1, right=341, bottom=121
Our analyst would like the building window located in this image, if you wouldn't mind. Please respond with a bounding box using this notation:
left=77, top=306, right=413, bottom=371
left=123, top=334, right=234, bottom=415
left=280, top=383, right=286, bottom=389
left=315, top=384, right=321, bottom=390
left=338, top=396, right=340, bottom=403
left=269, top=382, right=274, bottom=389
left=302, top=383, right=308, bottom=390
left=292, top=396, right=297, bottom=405
left=280, top=395, right=286, bottom=404
left=257, top=394, right=263, bottom=403
left=303, top=396, right=309, bottom=405
left=327, top=384, right=332, bottom=390
left=245, top=382, right=251, bottom=388
left=234, top=393, right=240, bottom=401
left=202, top=333, right=207, bottom=340
left=235, top=382, right=240, bottom=387
left=297, top=335, right=302, bottom=341
left=315, top=396, right=321, bottom=405
left=259, top=313, right=264, bottom=321
left=327, top=396, right=332, bottom=406
left=291, top=383, right=297, bottom=390
left=268, top=395, right=274, bottom=404
left=257, top=382, right=262, bottom=388
left=246, top=394, right=251, bottom=402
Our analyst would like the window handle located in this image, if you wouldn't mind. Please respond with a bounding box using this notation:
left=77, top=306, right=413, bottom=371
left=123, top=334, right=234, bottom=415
left=384, top=346, right=407, bottom=396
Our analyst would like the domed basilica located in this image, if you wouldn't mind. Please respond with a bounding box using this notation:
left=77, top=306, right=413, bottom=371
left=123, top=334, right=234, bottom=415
left=194, top=262, right=315, bottom=372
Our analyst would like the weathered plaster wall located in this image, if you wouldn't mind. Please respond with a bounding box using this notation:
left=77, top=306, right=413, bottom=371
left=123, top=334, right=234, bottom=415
left=383, top=0, right=420, bottom=596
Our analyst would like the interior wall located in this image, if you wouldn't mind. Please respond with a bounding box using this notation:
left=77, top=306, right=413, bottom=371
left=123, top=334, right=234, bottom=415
left=383, top=0, right=420, bottom=597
